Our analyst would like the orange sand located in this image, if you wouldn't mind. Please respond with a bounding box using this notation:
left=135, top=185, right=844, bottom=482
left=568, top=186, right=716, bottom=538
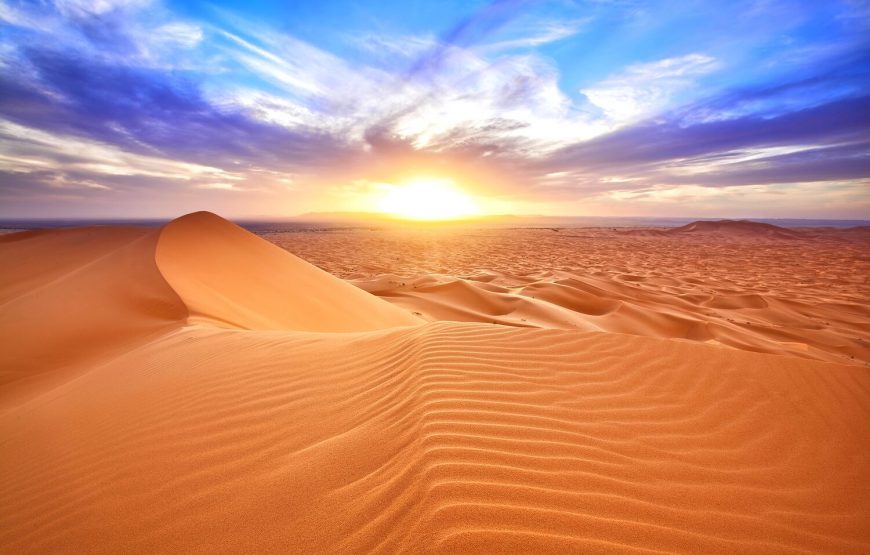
left=1, top=212, right=868, bottom=553
left=267, top=222, right=870, bottom=365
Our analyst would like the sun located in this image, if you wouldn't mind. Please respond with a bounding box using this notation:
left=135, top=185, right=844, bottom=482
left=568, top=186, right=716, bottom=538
left=377, top=178, right=478, bottom=221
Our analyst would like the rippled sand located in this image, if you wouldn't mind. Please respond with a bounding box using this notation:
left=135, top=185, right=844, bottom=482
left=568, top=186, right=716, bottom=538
left=1, top=213, right=868, bottom=554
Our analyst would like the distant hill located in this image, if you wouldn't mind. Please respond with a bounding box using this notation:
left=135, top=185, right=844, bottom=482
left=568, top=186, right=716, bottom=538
left=666, top=219, right=802, bottom=239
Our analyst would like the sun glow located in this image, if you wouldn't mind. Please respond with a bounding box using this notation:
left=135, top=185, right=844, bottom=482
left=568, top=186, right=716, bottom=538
left=377, top=178, right=479, bottom=221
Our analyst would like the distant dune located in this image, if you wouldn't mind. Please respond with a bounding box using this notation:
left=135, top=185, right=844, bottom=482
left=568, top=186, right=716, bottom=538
left=274, top=222, right=869, bottom=365
left=668, top=219, right=803, bottom=239
left=1, top=213, right=869, bottom=553
left=619, top=219, right=804, bottom=239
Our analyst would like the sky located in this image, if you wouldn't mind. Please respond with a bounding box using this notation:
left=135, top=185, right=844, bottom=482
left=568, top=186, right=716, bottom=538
left=0, top=0, right=868, bottom=219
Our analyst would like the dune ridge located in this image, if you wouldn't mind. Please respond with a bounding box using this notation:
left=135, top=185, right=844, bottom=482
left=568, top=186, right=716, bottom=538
left=155, top=212, right=420, bottom=332
left=0, top=212, right=419, bottom=407
left=1, top=213, right=869, bottom=554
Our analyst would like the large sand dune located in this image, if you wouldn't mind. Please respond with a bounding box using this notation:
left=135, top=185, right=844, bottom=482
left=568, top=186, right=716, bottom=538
left=156, top=212, right=420, bottom=332
left=1, top=213, right=869, bottom=553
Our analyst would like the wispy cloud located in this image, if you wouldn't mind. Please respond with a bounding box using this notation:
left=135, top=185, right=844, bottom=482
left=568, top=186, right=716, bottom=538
left=0, top=118, right=239, bottom=185
left=581, top=53, right=719, bottom=123
left=479, top=17, right=590, bottom=51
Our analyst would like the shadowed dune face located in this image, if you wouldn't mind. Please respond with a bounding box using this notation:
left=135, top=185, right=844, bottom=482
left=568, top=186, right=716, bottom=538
left=0, top=226, right=188, bottom=403
left=1, top=213, right=869, bottom=553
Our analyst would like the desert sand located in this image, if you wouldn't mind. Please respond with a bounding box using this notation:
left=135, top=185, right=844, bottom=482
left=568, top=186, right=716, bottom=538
left=1, top=212, right=869, bottom=554
left=267, top=221, right=870, bottom=365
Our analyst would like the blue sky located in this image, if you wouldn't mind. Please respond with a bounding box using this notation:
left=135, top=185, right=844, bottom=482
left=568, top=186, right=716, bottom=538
left=0, top=0, right=868, bottom=218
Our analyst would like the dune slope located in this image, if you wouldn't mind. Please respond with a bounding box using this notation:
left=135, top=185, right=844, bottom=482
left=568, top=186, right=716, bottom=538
left=0, top=213, right=419, bottom=408
left=1, top=213, right=868, bottom=554
left=0, top=226, right=187, bottom=404
left=156, top=211, right=420, bottom=331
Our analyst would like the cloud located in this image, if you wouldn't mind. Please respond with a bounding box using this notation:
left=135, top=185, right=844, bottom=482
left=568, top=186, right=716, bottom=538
left=1, top=0, right=204, bottom=67
left=0, top=0, right=868, bottom=217
left=547, top=94, right=870, bottom=173
left=661, top=142, right=870, bottom=187
left=480, top=17, right=590, bottom=51
left=0, top=46, right=359, bottom=169
left=679, top=44, right=870, bottom=123
left=0, top=118, right=240, bottom=186
left=206, top=9, right=605, bottom=156
left=593, top=179, right=870, bottom=219
left=494, top=87, right=870, bottom=213
left=196, top=182, right=240, bottom=191
left=581, top=53, right=719, bottom=123
left=53, top=0, right=152, bottom=17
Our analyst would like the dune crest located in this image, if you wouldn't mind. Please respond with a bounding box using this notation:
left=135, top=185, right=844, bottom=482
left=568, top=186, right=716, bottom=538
left=155, top=211, right=420, bottom=332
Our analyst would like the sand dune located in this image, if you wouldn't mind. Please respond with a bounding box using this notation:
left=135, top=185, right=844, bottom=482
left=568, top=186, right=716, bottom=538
left=268, top=223, right=870, bottom=366
left=668, top=219, right=803, bottom=239
left=155, top=211, right=420, bottom=331
left=1, top=213, right=869, bottom=553
left=621, top=219, right=804, bottom=239
left=361, top=272, right=870, bottom=364
left=0, top=213, right=418, bottom=408
left=0, top=225, right=187, bottom=406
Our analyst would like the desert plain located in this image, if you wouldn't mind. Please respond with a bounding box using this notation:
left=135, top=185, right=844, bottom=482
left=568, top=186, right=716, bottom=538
left=1, top=212, right=868, bottom=553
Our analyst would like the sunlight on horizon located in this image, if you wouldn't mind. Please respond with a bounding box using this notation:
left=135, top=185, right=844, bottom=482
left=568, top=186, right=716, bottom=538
left=376, top=178, right=480, bottom=221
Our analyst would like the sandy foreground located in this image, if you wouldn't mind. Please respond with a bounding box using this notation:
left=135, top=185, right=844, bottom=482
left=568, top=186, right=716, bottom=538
left=1, top=212, right=868, bottom=553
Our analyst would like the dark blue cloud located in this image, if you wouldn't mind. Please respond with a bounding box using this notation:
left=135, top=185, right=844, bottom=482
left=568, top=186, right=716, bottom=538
left=667, top=142, right=870, bottom=186
left=0, top=48, right=353, bottom=170
left=543, top=94, right=870, bottom=181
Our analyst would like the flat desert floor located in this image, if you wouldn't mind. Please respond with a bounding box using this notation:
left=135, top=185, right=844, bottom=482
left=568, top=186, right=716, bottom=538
left=1, top=212, right=868, bottom=554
